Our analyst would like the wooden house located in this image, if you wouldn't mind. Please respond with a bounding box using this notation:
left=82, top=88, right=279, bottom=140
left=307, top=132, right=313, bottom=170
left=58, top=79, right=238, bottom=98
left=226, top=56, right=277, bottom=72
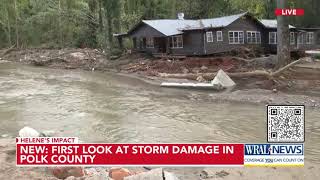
left=116, top=12, right=319, bottom=56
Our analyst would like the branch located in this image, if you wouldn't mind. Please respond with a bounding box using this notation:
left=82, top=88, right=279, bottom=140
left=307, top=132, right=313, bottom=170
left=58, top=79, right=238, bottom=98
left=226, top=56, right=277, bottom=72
left=271, top=59, right=302, bottom=77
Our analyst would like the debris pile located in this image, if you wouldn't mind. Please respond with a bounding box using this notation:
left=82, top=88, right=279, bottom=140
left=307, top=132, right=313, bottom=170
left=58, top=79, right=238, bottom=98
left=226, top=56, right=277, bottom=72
left=1, top=48, right=107, bottom=71
left=121, top=56, right=252, bottom=76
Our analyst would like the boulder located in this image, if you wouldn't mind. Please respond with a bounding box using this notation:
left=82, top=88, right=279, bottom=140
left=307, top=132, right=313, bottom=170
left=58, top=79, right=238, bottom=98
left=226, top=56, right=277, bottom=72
left=196, top=76, right=206, bottom=82
left=109, top=167, right=131, bottom=180
left=50, top=167, right=85, bottom=179
left=182, top=67, right=189, bottom=74
left=200, top=65, right=208, bottom=71
left=18, top=127, right=40, bottom=137
left=251, top=55, right=277, bottom=68
left=211, top=69, right=236, bottom=89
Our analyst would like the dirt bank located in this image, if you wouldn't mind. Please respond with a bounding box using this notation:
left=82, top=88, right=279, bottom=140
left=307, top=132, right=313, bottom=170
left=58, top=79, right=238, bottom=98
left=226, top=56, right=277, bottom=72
left=1, top=48, right=320, bottom=107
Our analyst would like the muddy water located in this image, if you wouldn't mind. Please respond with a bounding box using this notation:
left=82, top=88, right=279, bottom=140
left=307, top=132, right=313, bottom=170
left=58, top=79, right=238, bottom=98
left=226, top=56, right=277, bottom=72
left=0, top=62, right=319, bottom=163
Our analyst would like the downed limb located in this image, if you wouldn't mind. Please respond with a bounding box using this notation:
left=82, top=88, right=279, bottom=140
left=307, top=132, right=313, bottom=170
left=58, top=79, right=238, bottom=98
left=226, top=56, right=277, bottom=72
left=158, top=59, right=302, bottom=80
left=270, top=59, right=302, bottom=77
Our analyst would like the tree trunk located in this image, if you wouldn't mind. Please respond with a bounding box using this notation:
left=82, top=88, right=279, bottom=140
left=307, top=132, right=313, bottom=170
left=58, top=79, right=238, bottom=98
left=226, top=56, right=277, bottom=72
left=107, top=13, right=113, bottom=48
left=276, top=0, right=291, bottom=69
left=98, top=0, right=104, bottom=32
left=58, top=0, right=63, bottom=47
left=14, top=0, right=19, bottom=48
left=6, top=8, right=12, bottom=46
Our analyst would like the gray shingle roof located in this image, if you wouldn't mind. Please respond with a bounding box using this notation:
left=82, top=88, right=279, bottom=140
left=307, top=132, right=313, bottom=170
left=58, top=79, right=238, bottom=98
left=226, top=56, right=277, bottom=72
left=142, top=12, right=248, bottom=36
left=142, top=19, right=199, bottom=36
left=259, top=19, right=296, bottom=29
left=132, top=13, right=296, bottom=37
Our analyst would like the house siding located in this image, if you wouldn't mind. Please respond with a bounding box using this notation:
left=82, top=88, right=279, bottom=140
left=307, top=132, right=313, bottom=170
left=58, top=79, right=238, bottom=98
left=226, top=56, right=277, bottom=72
left=203, top=15, right=266, bottom=55
left=130, top=23, right=165, bottom=54
left=264, top=29, right=320, bottom=53
left=169, top=31, right=204, bottom=56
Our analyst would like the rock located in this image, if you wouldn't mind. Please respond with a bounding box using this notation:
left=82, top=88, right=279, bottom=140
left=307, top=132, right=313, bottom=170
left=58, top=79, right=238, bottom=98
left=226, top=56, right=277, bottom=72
left=211, top=69, right=236, bottom=89
left=200, top=65, right=208, bottom=71
left=50, top=167, right=85, bottom=179
left=182, top=67, right=189, bottom=74
left=301, top=56, right=313, bottom=62
left=19, top=126, right=40, bottom=137
left=272, top=89, right=278, bottom=93
left=85, top=168, right=109, bottom=180
left=216, top=170, right=229, bottom=178
left=70, top=52, right=86, bottom=60
left=1, top=134, right=9, bottom=138
left=41, top=130, right=56, bottom=137
left=251, top=55, right=277, bottom=68
left=191, top=68, right=200, bottom=74
left=164, top=171, right=180, bottom=180
left=108, top=167, right=131, bottom=180
left=196, top=76, right=206, bottom=82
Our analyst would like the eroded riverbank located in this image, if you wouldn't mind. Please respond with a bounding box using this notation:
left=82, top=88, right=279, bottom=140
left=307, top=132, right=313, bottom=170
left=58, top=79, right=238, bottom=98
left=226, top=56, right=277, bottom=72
left=1, top=48, right=320, bottom=107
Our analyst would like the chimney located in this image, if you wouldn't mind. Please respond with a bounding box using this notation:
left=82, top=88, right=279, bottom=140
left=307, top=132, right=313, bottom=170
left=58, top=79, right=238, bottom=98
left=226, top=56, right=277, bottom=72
left=177, top=13, right=184, bottom=20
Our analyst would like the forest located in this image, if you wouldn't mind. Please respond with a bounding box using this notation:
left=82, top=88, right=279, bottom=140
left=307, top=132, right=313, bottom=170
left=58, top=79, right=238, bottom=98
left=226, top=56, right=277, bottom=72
left=0, top=0, right=319, bottom=51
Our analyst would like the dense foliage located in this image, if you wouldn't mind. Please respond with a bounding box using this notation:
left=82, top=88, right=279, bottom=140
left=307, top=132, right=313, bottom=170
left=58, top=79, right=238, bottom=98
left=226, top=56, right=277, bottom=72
left=0, top=0, right=319, bottom=50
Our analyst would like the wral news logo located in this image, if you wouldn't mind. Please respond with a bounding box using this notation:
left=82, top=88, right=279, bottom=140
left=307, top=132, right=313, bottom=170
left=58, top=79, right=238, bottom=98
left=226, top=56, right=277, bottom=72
left=244, top=144, right=304, bottom=166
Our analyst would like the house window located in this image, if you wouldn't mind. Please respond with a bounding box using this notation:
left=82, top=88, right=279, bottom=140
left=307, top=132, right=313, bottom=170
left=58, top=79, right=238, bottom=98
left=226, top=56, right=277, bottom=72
left=171, top=35, right=183, bottom=48
left=229, top=31, right=244, bottom=44
left=306, top=32, right=314, bottom=44
left=146, top=37, right=154, bottom=48
left=247, top=31, right=261, bottom=44
left=290, top=32, right=295, bottom=45
left=206, top=32, right=213, bottom=42
left=298, top=33, right=304, bottom=44
left=217, top=31, right=223, bottom=41
left=269, top=32, right=277, bottom=44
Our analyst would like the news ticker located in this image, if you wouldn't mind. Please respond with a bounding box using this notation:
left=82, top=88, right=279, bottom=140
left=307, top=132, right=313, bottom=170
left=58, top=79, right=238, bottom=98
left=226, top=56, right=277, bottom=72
left=16, top=137, right=304, bottom=167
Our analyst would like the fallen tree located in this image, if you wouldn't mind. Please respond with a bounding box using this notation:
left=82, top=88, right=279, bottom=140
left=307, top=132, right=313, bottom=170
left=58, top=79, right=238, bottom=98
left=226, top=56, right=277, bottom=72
left=158, top=59, right=302, bottom=80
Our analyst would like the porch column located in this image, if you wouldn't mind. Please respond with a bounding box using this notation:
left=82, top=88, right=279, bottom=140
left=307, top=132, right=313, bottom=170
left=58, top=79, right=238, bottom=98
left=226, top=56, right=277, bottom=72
left=166, top=37, right=170, bottom=54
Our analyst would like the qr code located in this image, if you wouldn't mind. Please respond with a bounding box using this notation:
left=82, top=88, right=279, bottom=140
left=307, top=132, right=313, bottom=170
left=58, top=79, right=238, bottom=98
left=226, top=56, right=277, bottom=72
left=267, top=105, right=305, bottom=143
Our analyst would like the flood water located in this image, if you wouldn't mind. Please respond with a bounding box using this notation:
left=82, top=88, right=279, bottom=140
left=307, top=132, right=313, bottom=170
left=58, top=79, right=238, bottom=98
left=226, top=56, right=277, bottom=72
left=0, top=62, right=319, bottom=163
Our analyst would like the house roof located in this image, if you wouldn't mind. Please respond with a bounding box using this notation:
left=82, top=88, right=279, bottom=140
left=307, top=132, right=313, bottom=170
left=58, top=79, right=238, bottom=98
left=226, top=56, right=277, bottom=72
left=138, top=12, right=249, bottom=36
left=200, top=12, right=248, bottom=29
left=142, top=19, right=199, bottom=36
left=128, top=13, right=298, bottom=37
left=259, top=19, right=296, bottom=29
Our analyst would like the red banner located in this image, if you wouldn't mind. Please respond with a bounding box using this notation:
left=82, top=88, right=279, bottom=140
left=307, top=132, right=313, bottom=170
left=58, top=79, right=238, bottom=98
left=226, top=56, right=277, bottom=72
left=275, top=9, right=304, bottom=16
left=16, top=144, right=244, bottom=166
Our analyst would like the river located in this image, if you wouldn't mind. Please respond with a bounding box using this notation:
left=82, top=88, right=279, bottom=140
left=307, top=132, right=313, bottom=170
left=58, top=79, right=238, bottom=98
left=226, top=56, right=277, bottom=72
left=0, top=62, right=319, bottom=164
